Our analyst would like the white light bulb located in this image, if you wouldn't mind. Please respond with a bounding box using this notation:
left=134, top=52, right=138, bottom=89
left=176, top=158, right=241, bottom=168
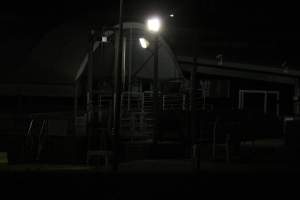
left=139, top=38, right=150, bottom=49
left=147, top=17, right=161, bottom=33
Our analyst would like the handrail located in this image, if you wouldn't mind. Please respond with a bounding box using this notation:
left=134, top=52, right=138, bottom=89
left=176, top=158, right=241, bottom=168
left=36, top=119, right=47, bottom=161
left=26, top=119, right=34, bottom=137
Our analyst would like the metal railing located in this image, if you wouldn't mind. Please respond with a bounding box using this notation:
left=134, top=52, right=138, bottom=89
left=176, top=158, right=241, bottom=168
left=24, top=118, right=48, bottom=161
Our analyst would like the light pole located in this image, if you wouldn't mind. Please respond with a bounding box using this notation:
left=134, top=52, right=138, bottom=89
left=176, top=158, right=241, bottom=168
left=146, top=17, right=161, bottom=144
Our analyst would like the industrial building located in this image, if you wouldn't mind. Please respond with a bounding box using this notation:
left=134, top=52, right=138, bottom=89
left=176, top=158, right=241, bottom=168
left=2, top=1, right=300, bottom=198
left=0, top=20, right=299, bottom=168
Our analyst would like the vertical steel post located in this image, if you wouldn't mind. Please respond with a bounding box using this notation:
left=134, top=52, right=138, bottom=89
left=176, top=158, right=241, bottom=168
left=72, top=81, right=79, bottom=163
left=87, top=30, right=95, bottom=153
left=190, top=58, right=197, bottom=146
left=122, top=37, right=127, bottom=90
left=112, top=0, right=123, bottom=171
left=294, top=78, right=300, bottom=115
left=190, top=58, right=198, bottom=168
left=191, top=30, right=198, bottom=148
left=74, top=81, right=78, bottom=136
left=128, top=28, right=133, bottom=111
left=153, top=35, right=159, bottom=144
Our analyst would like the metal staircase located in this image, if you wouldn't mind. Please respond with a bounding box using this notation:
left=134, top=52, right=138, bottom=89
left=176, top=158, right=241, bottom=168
left=142, top=91, right=153, bottom=112
left=162, top=94, right=187, bottom=111
left=98, top=92, right=113, bottom=109
left=121, top=92, right=142, bottom=112
left=120, top=112, right=153, bottom=140
left=119, top=91, right=156, bottom=141
left=86, top=92, right=113, bottom=167
left=194, top=89, right=207, bottom=110
left=92, top=89, right=204, bottom=143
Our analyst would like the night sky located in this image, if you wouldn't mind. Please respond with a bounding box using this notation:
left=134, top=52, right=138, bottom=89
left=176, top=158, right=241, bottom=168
left=1, top=0, right=300, bottom=69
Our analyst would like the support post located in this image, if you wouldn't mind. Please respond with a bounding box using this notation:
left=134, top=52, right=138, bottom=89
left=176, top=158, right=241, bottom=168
left=294, top=78, right=300, bottom=115
left=86, top=30, right=95, bottom=154
left=153, top=35, right=159, bottom=144
left=72, top=81, right=79, bottom=163
left=74, top=81, right=78, bottom=136
left=122, top=37, right=127, bottom=90
left=190, top=58, right=198, bottom=168
left=190, top=58, right=197, bottom=146
left=112, top=0, right=123, bottom=171
left=128, top=28, right=133, bottom=111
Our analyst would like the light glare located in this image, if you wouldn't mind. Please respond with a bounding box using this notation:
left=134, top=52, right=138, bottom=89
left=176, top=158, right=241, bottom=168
left=139, top=38, right=150, bottom=49
left=147, top=17, right=161, bottom=33
left=102, top=36, right=108, bottom=43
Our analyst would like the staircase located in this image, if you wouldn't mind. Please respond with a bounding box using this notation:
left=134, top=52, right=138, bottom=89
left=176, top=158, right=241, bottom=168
left=86, top=92, right=113, bottom=167
left=162, top=94, right=186, bottom=111
left=121, top=92, right=142, bottom=112
left=98, top=92, right=113, bottom=109
left=24, top=118, right=48, bottom=162
left=120, top=111, right=153, bottom=141
left=142, top=91, right=153, bottom=112
left=194, top=89, right=206, bottom=110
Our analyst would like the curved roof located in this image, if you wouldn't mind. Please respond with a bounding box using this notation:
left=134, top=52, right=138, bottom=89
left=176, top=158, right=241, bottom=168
left=20, top=21, right=183, bottom=84
left=22, top=20, right=90, bottom=84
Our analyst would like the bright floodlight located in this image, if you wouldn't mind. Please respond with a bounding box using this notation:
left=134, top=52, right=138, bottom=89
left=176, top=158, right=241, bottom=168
left=102, top=36, right=108, bottom=43
left=139, top=38, right=150, bottom=49
left=147, top=17, right=161, bottom=33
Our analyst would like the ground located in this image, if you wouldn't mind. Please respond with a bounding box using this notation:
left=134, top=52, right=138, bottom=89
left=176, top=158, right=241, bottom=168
left=0, top=138, right=299, bottom=198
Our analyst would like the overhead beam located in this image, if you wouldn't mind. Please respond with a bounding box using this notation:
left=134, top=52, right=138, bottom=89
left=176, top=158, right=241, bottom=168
left=180, top=63, right=297, bottom=85
left=178, top=56, right=300, bottom=78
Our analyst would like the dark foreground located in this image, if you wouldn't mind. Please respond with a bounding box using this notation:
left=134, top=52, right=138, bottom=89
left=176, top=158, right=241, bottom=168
left=0, top=160, right=300, bottom=199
